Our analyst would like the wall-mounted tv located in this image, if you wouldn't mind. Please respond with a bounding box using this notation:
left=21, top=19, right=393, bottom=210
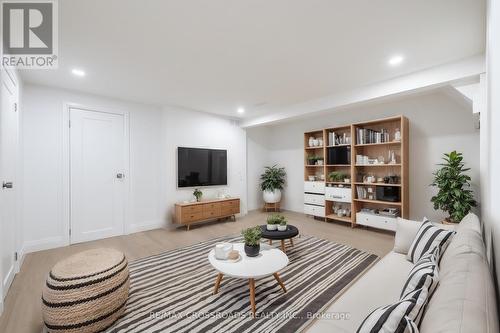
left=177, top=147, right=227, bottom=187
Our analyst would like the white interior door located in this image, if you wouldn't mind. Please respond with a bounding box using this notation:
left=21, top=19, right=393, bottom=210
left=70, top=108, right=126, bottom=244
left=0, top=70, right=19, bottom=300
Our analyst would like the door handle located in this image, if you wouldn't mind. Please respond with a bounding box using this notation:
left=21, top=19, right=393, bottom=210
left=116, top=173, right=125, bottom=179
left=2, top=181, right=13, bottom=189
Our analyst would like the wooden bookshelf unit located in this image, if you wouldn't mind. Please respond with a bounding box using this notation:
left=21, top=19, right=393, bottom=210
left=303, top=116, right=409, bottom=231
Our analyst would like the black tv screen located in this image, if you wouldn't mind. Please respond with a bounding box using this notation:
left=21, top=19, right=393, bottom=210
left=177, top=147, right=227, bottom=187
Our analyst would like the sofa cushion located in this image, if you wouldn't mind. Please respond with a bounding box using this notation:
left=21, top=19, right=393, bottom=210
left=419, top=213, right=499, bottom=333
left=400, top=247, right=439, bottom=299
left=357, top=288, right=428, bottom=333
left=308, top=252, right=413, bottom=333
left=394, top=218, right=455, bottom=255
left=407, top=219, right=455, bottom=263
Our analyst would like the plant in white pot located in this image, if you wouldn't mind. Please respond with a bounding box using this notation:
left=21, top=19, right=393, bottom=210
left=260, top=165, right=286, bottom=204
left=277, top=216, right=288, bottom=231
left=266, top=214, right=281, bottom=230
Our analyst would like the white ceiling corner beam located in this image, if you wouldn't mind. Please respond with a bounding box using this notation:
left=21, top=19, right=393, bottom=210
left=241, top=54, right=485, bottom=128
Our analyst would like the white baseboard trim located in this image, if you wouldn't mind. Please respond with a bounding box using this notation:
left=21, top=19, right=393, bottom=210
left=22, top=236, right=67, bottom=256
left=128, top=220, right=166, bottom=234
left=0, top=299, right=3, bottom=316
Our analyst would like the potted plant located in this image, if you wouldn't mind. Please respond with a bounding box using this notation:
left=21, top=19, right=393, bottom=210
left=307, top=155, right=317, bottom=165
left=328, top=171, right=345, bottom=182
left=242, top=226, right=262, bottom=257
left=430, top=151, right=477, bottom=223
left=277, top=216, right=287, bottom=231
left=193, top=188, right=202, bottom=202
left=316, top=157, right=324, bottom=166
left=260, top=165, right=286, bottom=204
left=266, top=214, right=280, bottom=230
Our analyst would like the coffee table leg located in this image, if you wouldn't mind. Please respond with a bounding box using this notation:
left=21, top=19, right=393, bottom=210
left=290, top=237, right=294, bottom=247
left=213, top=273, right=223, bottom=295
left=269, top=239, right=272, bottom=245
left=281, top=240, right=286, bottom=253
left=249, top=278, right=256, bottom=316
left=273, top=273, right=287, bottom=293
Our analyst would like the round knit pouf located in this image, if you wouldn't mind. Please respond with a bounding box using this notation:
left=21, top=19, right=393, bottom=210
left=42, top=248, right=130, bottom=333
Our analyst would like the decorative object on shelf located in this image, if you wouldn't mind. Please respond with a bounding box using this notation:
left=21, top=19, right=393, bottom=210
left=278, top=217, right=288, bottom=231
left=318, top=138, right=323, bottom=146
left=193, top=188, right=203, bottom=202
left=388, top=150, right=397, bottom=164
left=312, top=139, right=319, bottom=146
left=394, top=128, right=401, bottom=142
left=344, top=178, right=350, bottom=183
left=328, top=171, right=345, bottom=182
left=316, top=158, right=324, bottom=166
left=261, top=165, right=286, bottom=204
left=308, top=136, right=315, bottom=147
left=242, top=226, right=262, bottom=257
left=430, top=151, right=477, bottom=223
left=214, top=243, right=234, bottom=260
left=308, top=175, right=316, bottom=181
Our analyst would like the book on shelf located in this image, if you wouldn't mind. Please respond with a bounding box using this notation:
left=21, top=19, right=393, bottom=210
left=356, top=128, right=390, bottom=145
left=328, top=131, right=350, bottom=146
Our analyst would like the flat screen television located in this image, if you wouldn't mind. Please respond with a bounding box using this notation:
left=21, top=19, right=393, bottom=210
left=177, top=147, right=227, bottom=187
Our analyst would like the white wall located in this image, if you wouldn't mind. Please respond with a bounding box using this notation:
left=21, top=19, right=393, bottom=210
left=485, top=0, right=500, bottom=299
left=21, top=84, right=165, bottom=253
left=162, top=106, right=248, bottom=222
left=246, top=126, right=270, bottom=211
left=247, top=91, right=480, bottom=222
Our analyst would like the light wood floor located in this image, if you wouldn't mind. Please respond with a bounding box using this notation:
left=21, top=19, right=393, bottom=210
left=0, top=210, right=394, bottom=333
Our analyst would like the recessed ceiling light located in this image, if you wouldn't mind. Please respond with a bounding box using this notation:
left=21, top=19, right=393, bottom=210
left=388, top=55, right=404, bottom=66
left=71, top=68, right=86, bottom=77
left=237, top=107, right=245, bottom=114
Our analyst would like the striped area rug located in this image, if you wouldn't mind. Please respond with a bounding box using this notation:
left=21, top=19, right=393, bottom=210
left=106, top=235, right=378, bottom=333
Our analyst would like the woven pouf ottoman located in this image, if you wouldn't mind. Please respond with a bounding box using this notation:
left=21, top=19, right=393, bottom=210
left=42, top=248, right=130, bottom=333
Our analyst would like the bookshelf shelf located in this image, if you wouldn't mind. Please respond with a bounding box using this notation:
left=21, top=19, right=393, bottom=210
left=354, top=199, right=402, bottom=206
left=354, top=182, right=401, bottom=187
left=304, top=115, right=409, bottom=231
left=355, top=142, right=401, bottom=147
left=325, top=215, right=352, bottom=223
left=355, top=164, right=401, bottom=167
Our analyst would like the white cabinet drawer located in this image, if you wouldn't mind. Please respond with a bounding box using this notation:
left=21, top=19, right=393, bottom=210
left=356, top=212, right=396, bottom=231
left=304, top=193, right=325, bottom=206
left=304, top=204, right=325, bottom=217
left=325, top=187, right=352, bottom=203
left=304, top=181, right=325, bottom=194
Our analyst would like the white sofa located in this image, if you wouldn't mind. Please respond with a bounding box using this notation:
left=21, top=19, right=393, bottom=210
left=308, top=213, right=499, bottom=332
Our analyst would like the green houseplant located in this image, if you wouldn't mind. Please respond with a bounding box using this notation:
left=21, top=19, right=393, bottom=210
left=328, top=171, right=345, bottom=182
left=193, top=188, right=202, bottom=202
left=430, top=151, right=477, bottom=223
left=242, top=226, right=262, bottom=257
left=260, top=165, right=286, bottom=204
left=277, top=215, right=288, bottom=231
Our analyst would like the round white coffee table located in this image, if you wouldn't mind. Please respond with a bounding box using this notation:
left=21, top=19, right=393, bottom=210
left=208, top=243, right=289, bottom=316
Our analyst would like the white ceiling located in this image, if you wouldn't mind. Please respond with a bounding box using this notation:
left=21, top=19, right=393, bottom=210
left=21, top=0, right=486, bottom=119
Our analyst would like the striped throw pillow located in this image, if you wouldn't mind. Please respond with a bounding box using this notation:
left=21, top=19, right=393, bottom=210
left=357, top=287, right=428, bottom=333
left=407, top=219, right=455, bottom=263
left=401, top=247, right=440, bottom=299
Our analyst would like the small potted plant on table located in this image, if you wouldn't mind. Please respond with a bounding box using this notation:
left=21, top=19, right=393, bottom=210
left=266, top=214, right=281, bottom=230
left=277, top=216, right=287, bottom=231
left=242, top=226, right=262, bottom=257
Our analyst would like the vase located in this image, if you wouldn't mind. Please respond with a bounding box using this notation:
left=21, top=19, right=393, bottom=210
left=308, top=137, right=314, bottom=147
left=267, top=224, right=277, bottom=231
left=244, top=244, right=260, bottom=257
left=263, top=189, right=281, bottom=203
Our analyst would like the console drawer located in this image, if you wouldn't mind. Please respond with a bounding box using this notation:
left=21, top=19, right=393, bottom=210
left=304, top=204, right=325, bottom=217
left=202, top=203, right=221, bottom=218
left=325, top=187, right=351, bottom=203
left=304, top=181, right=325, bottom=194
left=356, top=212, right=396, bottom=231
left=181, top=211, right=203, bottom=222
left=304, top=193, right=325, bottom=206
